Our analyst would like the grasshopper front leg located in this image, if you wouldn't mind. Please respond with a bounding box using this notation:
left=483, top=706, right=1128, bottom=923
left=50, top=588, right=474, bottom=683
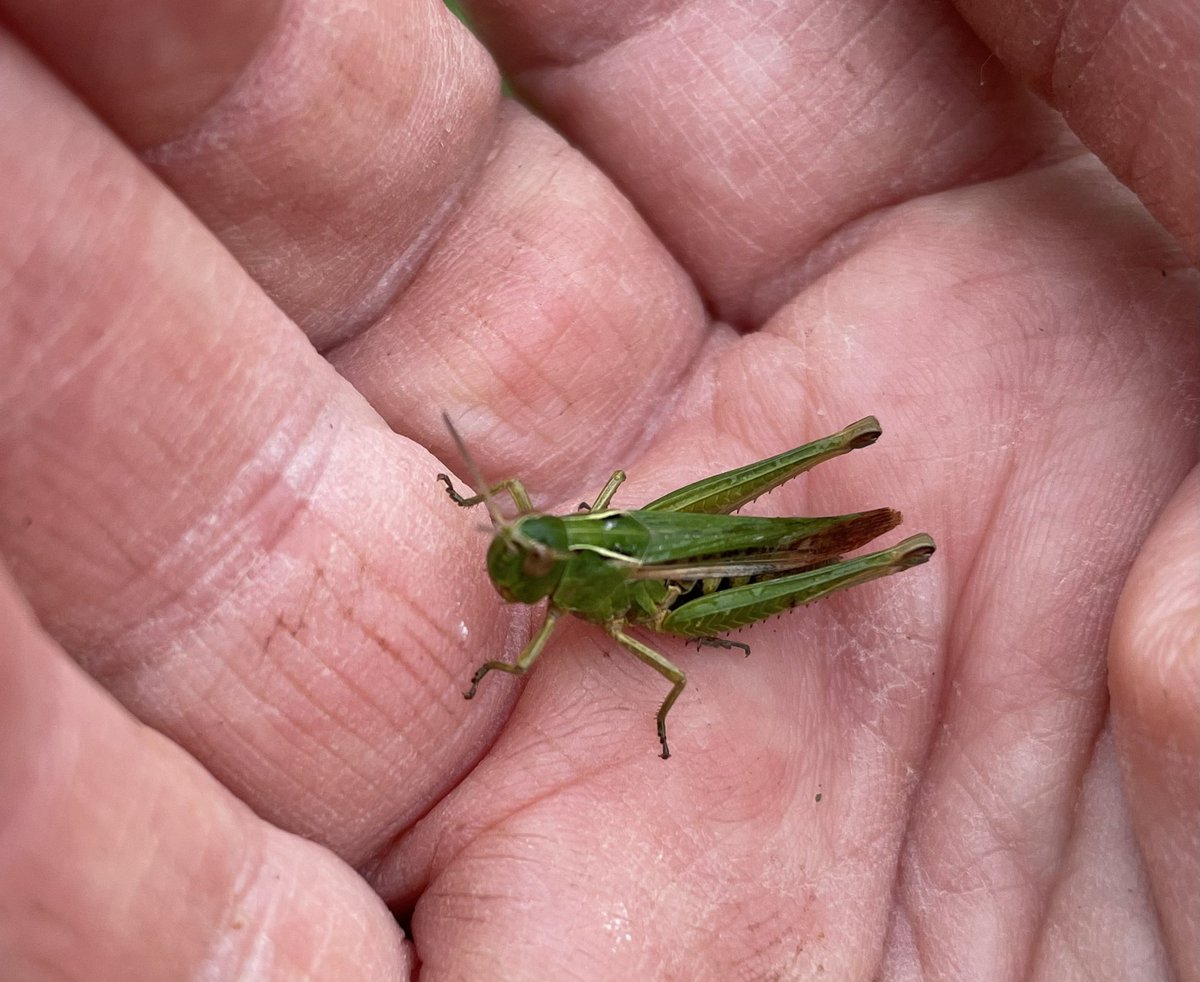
left=437, top=473, right=535, bottom=515
left=589, top=470, right=626, bottom=511
left=609, top=628, right=687, bottom=759
left=465, top=608, right=562, bottom=698
left=573, top=471, right=627, bottom=512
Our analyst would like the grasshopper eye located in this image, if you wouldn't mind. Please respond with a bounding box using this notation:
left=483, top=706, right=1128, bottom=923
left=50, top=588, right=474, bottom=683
left=521, top=547, right=557, bottom=579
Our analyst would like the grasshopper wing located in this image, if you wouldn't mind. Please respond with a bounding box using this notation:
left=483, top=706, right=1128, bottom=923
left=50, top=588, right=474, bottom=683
left=627, top=507, right=899, bottom=568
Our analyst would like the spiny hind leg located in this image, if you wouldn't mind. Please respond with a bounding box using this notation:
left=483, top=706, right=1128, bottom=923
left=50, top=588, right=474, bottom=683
left=610, top=628, right=686, bottom=760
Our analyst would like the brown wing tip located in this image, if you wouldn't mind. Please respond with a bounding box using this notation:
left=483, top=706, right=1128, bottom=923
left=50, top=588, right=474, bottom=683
left=802, top=507, right=901, bottom=557
left=843, top=507, right=903, bottom=549
left=860, top=506, right=902, bottom=537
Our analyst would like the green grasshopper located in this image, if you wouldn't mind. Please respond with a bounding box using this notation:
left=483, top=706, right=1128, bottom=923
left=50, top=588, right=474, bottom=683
left=438, top=415, right=934, bottom=758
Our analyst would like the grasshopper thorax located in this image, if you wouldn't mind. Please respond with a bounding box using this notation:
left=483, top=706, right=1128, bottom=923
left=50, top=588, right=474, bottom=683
left=487, top=514, right=569, bottom=604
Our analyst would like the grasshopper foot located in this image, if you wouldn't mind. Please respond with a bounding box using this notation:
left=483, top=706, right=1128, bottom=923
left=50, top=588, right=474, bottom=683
left=464, top=666, right=488, bottom=699
left=437, top=473, right=471, bottom=506
left=695, top=635, right=752, bottom=657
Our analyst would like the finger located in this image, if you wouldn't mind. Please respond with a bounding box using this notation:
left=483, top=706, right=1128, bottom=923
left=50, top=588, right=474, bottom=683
left=460, top=0, right=1064, bottom=325
left=950, top=0, right=1200, bottom=263
left=1111, top=466, right=1200, bottom=980
left=1002, top=726, right=1174, bottom=976
left=0, top=31, right=507, bottom=862
left=1, top=0, right=501, bottom=347
left=0, top=0, right=279, bottom=147
left=3, top=0, right=711, bottom=494
left=0, top=564, right=412, bottom=980
left=325, top=100, right=708, bottom=499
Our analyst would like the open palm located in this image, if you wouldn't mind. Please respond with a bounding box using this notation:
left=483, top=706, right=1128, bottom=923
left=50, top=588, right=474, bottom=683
left=2, top=0, right=1196, bottom=979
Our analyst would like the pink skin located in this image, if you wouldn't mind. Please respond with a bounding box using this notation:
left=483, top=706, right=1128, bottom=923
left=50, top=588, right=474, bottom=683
left=0, top=0, right=1196, bottom=978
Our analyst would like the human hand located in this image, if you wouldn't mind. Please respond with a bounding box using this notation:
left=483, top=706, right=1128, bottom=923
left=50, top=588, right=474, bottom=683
left=1, top=0, right=1195, bottom=978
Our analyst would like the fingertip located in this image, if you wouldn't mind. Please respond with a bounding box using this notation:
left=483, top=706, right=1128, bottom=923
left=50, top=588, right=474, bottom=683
left=1110, top=465, right=1200, bottom=976
left=1110, top=466, right=1200, bottom=738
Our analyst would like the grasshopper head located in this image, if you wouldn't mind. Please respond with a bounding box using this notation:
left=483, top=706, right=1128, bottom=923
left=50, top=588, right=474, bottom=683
left=487, top=515, right=568, bottom=603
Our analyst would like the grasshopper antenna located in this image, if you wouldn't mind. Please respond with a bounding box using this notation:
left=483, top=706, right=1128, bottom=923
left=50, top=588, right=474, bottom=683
left=441, top=412, right=507, bottom=529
